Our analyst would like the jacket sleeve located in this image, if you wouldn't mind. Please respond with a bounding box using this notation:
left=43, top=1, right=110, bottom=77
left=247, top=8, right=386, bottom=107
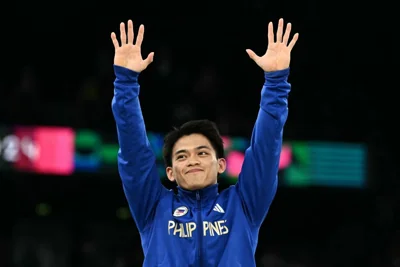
left=235, top=68, right=291, bottom=226
left=111, top=65, right=165, bottom=232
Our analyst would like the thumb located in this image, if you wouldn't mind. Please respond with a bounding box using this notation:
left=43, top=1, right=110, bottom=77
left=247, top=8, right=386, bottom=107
left=144, top=52, right=154, bottom=66
left=246, top=49, right=259, bottom=61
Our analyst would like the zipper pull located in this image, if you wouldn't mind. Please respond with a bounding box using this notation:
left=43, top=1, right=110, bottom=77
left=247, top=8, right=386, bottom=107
left=196, top=191, right=200, bottom=201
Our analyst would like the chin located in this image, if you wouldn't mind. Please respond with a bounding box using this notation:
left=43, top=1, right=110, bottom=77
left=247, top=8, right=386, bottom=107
left=187, top=181, right=214, bottom=191
left=192, top=184, right=208, bottom=190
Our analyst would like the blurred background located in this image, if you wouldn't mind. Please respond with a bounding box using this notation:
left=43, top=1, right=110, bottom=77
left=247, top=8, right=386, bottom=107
left=0, top=1, right=397, bottom=267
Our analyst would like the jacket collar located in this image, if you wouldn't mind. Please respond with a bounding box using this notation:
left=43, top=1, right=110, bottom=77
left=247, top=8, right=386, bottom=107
left=177, top=183, right=219, bottom=206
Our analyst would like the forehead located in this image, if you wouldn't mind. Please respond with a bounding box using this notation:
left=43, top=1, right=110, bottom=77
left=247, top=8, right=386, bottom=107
left=173, top=134, right=213, bottom=152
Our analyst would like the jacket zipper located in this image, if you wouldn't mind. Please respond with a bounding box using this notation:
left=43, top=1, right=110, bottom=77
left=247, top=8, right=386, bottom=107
left=196, top=191, right=202, bottom=267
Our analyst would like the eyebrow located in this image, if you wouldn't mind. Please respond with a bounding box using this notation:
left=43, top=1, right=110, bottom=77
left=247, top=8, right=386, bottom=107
left=174, top=145, right=212, bottom=156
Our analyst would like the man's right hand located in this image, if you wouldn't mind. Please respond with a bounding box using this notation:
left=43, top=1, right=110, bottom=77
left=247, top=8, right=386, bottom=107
left=111, top=20, right=154, bottom=73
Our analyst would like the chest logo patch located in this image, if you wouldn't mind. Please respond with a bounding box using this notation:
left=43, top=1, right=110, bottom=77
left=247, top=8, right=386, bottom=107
left=173, top=206, right=189, bottom=217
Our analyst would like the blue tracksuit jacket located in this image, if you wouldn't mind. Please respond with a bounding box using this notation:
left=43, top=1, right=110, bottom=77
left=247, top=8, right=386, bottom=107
left=111, top=65, right=291, bottom=266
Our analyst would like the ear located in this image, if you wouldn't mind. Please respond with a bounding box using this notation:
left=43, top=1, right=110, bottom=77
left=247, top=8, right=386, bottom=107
left=217, top=158, right=227, bottom=174
left=166, top=166, right=175, bottom=182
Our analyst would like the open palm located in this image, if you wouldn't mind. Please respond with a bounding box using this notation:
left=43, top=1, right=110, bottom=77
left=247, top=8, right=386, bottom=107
left=111, top=20, right=154, bottom=73
left=247, top=18, right=299, bottom=72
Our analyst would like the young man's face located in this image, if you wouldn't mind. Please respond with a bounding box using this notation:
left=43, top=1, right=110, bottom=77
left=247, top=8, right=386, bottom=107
left=166, top=134, right=226, bottom=191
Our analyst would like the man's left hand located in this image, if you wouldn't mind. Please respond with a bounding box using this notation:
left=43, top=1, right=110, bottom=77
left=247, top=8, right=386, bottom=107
left=247, top=18, right=299, bottom=72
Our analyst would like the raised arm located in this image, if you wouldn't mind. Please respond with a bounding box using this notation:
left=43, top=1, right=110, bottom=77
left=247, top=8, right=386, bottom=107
left=236, top=19, right=299, bottom=226
left=110, top=20, right=163, bottom=232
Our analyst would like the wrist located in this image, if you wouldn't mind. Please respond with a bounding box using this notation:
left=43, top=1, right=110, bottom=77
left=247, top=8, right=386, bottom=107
left=114, top=65, right=140, bottom=82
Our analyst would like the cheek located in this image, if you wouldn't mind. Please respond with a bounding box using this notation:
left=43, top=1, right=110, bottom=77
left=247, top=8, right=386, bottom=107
left=213, top=159, right=220, bottom=168
left=174, top=165, right=184, bottom=177
left=207, top=160, right=219, bottom=172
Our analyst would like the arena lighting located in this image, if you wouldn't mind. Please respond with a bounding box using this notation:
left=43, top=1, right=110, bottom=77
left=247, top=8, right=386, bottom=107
left=0, top=125, right=367, bottom=188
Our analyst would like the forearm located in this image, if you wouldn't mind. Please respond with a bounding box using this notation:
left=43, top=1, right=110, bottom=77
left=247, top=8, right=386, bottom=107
left=111, top=65, right=163, bottom=231
left=112, top=65, right=154, bottom=176
left=236, top=68, right=290, bottom=226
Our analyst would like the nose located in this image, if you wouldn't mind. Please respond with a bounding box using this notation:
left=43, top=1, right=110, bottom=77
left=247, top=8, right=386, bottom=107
left=187, top=157, right=200, bottom=167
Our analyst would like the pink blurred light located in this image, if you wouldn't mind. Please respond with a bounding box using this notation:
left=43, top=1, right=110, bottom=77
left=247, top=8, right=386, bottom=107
left=33, top=127, right=75, bottom=175
left=226, top=151, right=244, bottom=177
left=279, top=145, right=292, bottom=169
left=222, top=136, right=231, bottom=149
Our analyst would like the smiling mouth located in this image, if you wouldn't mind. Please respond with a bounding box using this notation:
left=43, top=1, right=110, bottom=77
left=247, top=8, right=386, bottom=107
left=186, top=169, right=203, bottom=174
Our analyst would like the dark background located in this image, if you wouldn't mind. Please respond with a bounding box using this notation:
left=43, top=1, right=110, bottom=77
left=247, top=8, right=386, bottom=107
left=0, top=1, right=398, bottom=266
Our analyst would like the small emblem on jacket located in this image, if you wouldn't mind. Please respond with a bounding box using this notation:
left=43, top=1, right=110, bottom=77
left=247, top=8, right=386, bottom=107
left=213, top=203, right=225, bottom=213
left=173, top=206, right=189, bottom=217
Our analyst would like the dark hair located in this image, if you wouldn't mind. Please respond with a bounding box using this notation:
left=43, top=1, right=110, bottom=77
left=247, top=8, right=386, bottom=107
left=163, top=119, right=225, bottom=167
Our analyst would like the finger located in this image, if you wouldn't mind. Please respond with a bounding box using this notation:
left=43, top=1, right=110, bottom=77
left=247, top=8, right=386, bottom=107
left=144, top=52, right=155, bottom=65
left=120, top=22, right=126, bottom=45
left=276, top=18, right=284, bottom=43
left=268, top=22, right=274, bottom=45
left=288, top=33, right=299, bottom=51
left=246, top=49, right=260, bottom=62
left=135, top=24, right=145, bottom=47
left=127, top=20, right=134, bottom=44
left=110, top=32, right=119, bottom=49
left=282, top=23, right=292, bottom=46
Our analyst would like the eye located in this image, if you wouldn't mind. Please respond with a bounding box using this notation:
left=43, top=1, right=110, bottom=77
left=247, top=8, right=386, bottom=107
left=176, top=155, right=186, bottom=160
left=198, top=151, right=208, bottom=156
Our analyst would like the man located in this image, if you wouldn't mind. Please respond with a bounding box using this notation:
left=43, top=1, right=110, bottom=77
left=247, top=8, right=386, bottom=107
left=111, top=18, right=298, bottom=266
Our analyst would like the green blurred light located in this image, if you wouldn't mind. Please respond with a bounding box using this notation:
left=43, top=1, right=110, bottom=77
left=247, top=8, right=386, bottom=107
left=116, top=207, right=131, bottom=220
left=36, top=203, right=51, bottom=216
